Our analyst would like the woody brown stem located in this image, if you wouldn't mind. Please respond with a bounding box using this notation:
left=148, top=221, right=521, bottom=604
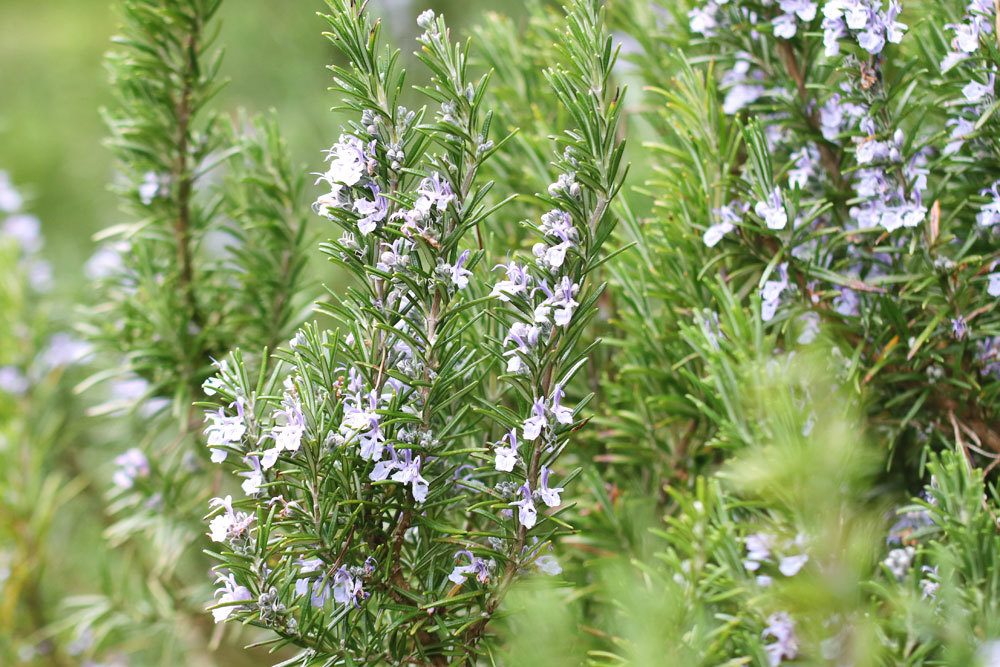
left=775, top=41, right=845, bottom=190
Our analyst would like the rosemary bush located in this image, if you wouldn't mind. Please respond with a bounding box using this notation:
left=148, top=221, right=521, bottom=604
left=3, top=0, right=1000, bottom=665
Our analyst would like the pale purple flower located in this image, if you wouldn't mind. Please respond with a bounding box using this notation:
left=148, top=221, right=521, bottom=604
left=85, top=244, right=126, bottom=280
left=533, top=240, right=572, bottom=271
left=376, top=238, right=412, bottom=272
left=207, top=495, right=254, bottom=543
left=0, top=366, right=28, bottom=395
left=414, top=172, right=454, bottom=216
left=773, top=13, right=798, bottom=39
left=538, top=466, right=563, bottom=507
left=320, top=134, right=367, bottom=188
left=952, top=22, right=982, bottom=54
left=494, top=430, right=519, bottom=472
left=858, top=25, right=886, bottom=54
left=780, top=0, right=817, bottom=21
left=548, top=172, right=580, bottom=199
left=240, top=455, right=264, bottom=495
left=340, top=390, right=384, bottom=461
left=705, top=201, right=746, bottom=247
left=533, top=210, right=577, bottom=271
left=260, top=388, right=305, bottom=469
left=551, top=384, right=573, bottom=425
left=391, top=449, right=429, bottom=502
left=952, top=315, right=968, bottom=340
left=988, top=272, right=1000, bottom=297
left=332, top=566, right=365, bottom=607
left=522, top=398, right=548, bottom=441
left=211, top=571, right=252, bottom=623
left=834, top=287, right=860, bottom=317
left=978, top=182, right=1000, bottom=227
left=504, top=322, right=540, bottom=373
left=755, top=188, right=788, bottom=230
left=449, top=550, right=491, bottom=585
left=512, top=484, right=537, bottom=529
left=723, top=82, right=766, bottom=115
left=942, top=50, right=968, bottom=72
left=550, top=277, right=580, bottom=327
left=963, top=73, right=995, bottom=104
left=491, top=261, right=532, bottom=301
left=3, top=214, right=42, bottom=253
left=978, top=640, right=1000, bottom=667
left=822, top=16, right=847, bottom=55
left=744, top=532, right=772, bottom=571
left=703, top=220, right=735, bottom=247
left=370, top=445, right=401, bottom=481
left=979, top=337, right=1000, bottom=378
left=761, top=263, right=789, bottom=322
left=540, top=209, right=576, bottom=240
left=449, top=249, right=472, bottom=289
left=354, top=183, right=388, bottom=235
left=138, top=172, right=160, bottom=205
left=721, top=58, right=766, bottom=115
left=204, top=399, right=246, bottom=463
left=788, top=146, right=820, bottom=191
left=688, top=4, right=719, bottom=36
left=944, top=117, right=976, bottom=155
left=0, top=171, right=23, bottom=212
left=763, top=612, right=798, bottom=665
left=112, top=448, right=150, bottom=489
left=884, top=546, right=915, bottom=579
left=417, top=9, right=436, bottom=31
left=535, top=554, right=562, bottom=575
left=796, top=312, right=820, bottom=345
left=40, top=334, right=92, bottom=369
left=779, top=546, right=809, bottom=576
left=295, top=558, right=331, bottom=607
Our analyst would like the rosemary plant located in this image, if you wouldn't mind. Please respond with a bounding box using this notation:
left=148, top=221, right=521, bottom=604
left=200, top=0, right=626, bottom=663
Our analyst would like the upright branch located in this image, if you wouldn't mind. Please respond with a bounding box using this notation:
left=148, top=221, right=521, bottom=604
left=199, top=1, right=626, bottom=664
left=465, top=0, right=627, bottom=653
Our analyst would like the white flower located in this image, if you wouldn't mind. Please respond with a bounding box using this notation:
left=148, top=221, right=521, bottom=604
left=204, top=400, right=247, bottom=463
left=494, top=430, right=519, bottom=472
left=211, top=571, right=252, bottom=623
left=522, top=398, right=548, bottom=441
left=779, top=553, right=809, bottom=576
left=390, top=449, right=429, bottom=502
left=550, top=384, right=574, bottom=425
left=207, top=495, right=254, bottom=543
left=321, top=134, right=367, bottom=188
left=538, top=466, right=563, bottom=507
left=512, top=484, right=537, bottom=529
left=703, top=221, right=734, bottom=247
left=755, top=188, right=788, bottom=230
left=963, top=75, right=995, bottom=103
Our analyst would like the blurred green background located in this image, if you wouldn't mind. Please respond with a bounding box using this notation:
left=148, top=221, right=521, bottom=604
left=0, top=0, right=517, bottom=284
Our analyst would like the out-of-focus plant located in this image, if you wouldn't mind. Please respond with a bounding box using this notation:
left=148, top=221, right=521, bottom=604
left=200, top=0, right=626, bottom=662
left=63, top=0, right=313, bottom=662
left=500, top=347, right=1000, bottom=666
left=0, top=172, right=96, bottom=664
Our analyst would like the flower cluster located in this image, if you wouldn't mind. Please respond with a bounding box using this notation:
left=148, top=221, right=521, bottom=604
left=822, top=0, right=906, bottom=56
left=941, top=0, right=995, bottom=72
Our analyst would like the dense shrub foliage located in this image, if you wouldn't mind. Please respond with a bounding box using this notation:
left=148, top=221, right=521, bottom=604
left=0, top=0, right=997, bottom=665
